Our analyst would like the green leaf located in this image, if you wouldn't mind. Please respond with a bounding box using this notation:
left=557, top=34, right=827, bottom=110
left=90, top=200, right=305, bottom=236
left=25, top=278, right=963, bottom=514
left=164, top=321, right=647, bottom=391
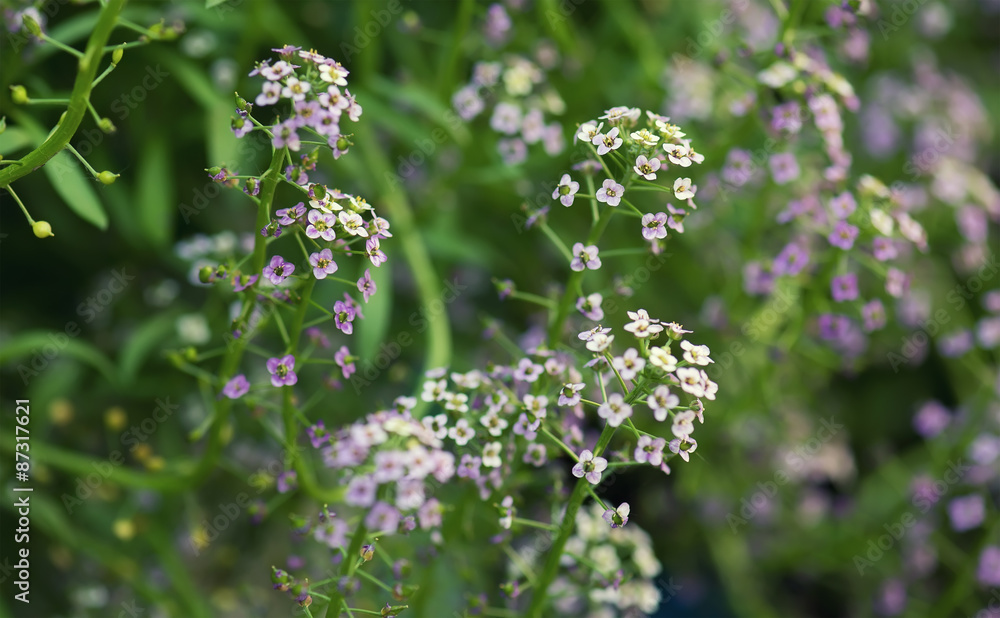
left=0, top=330, right=117, bottom=386
left=0, top=126, right=31, bottom=156
left=134, top=131, right=175, bottom=248
left=356, top=263, right=394, bottom=362
left=118, top=312, right=178, bottom=385
left=42, top=150, right=108, bottom=229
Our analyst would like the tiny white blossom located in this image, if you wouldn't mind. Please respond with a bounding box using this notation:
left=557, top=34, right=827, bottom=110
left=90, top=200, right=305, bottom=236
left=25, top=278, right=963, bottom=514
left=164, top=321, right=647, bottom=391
left=673, top=177, right=695, bottom=200
left=680, top=340, right=713, bottom=366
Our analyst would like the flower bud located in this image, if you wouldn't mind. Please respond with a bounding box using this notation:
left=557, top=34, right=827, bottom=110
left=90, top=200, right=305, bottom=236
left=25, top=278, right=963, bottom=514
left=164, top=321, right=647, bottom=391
left=21, top=14, right=41, bottom=37
left=381, top=603, right=408, bottom=617
left=198, top=266, right=214, bottom=284
left=98, top=171, right=118, bottom=185
left=31, top=220, right=53, bottom=238
left=111, top=46, right=124, bottom=66
left=183, top=347, right=198, bottom=362
left=98, top=118, right=116, bottom=133
left=235, top=93, right=250, bottom=112
left=360, top=543, right=375, bottom=562
left=271, top=566, right=291, bottom=592
left=336, top=136, right=350, bottom=152
left=10, top=85, right=28, bottom=105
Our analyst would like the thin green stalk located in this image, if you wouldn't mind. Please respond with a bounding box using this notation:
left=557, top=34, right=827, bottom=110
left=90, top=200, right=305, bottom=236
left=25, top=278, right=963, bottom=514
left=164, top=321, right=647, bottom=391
left=0, top=0, right=126, bottom=188
left=527, top=421, right=617, bottom=617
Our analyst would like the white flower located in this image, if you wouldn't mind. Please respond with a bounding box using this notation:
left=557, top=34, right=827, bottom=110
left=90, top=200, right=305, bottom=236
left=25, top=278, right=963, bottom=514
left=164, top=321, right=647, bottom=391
left=338, top=211, right=369, bottom=237
left=648, top=347, right=678, bottom=373
left=480, top=411, right=508, bottom=437
left=443, top=391, right=469, bottom=413
left=482, top=441, right=502, bottom=468
left=680, top=340, right=713, bottom=366
left=592, top=127, right=623, bottom=155
left=664, top=143, right=692, bottom=167
left=586, top=332, right=614, bottom=353
left=757, top=61, right=798, bottom=88
left=701, top=370, right=718, bottom=401
left=420, top=379, right=447, bottom=402
left=612, top=348, right=646, bottom=381
left=630, top=129, right=660, bottom=147
left=673, top=177, right=695, bottom=200
left=577, top=121, right=603, bottom=144
left=869, top=208, right=895, bottom=236
left=522, top=394, right=548, bottom=420
left=448, top=419, right=475, bottom=445
left=597, top=393, right=633, bottom=427
left=672, top=410, right=697, bottom=438
left=676, top=367, right=706, bottom=398
left=633, top=155, right=661, bottom=180
left=647, top=385, right=679, bottom=421
left=318, top=62, right=349, bottom=86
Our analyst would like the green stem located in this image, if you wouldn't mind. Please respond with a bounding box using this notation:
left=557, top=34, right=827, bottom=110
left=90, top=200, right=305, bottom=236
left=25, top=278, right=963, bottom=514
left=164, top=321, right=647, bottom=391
left=0, top=0, right=126, bottom=188
left=527, top=421, right=617, bottom=617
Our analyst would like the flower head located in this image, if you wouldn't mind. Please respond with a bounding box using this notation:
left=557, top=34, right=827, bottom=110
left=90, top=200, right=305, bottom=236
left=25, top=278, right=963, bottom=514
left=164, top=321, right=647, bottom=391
left=602, top=502, right=630, bottom=528
left=267, top=355, right=298, bottom=387
left=572, top=449, right=608, bottom=485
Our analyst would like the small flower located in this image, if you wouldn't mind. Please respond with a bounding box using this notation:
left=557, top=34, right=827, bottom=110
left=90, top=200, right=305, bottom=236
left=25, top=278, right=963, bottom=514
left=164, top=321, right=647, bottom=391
left=277, top=470, right=298, bottom=493
left=831, top=273, right=859, bottom=302
left=585, top=332, right=614, bottom=353
left=769, top=152, right=800, bottom=185
left=233, top=273, right=258, bottom=292
left=333, top=300, right=357, bottom=335
left=357, top=269, right=377, bottom=303
left=593, top=127, right=623, bottom=155
left=648, top=347, right=678, bottom=373
left=309, top=249, right=339, bottom=279
left=673, top=177, right=695, bottom=200
left=828, top=221, right=859, bottom=250
left=873, top=237, right=898, bottom=262
left=630, top=129, right=660, bottom=147
left=263, top=255, right=295, bottom=285
left=664, top=143, right=692, bottom=167
left=570, top=243, right=602, bottom=272
left=308, top=421, right=330, bottom=448
left=482, top=441, right=502, bottom=468
left=572, top=449, right=608, bottom=485
left=339, top=211, right=369, bottom=237
left=647, top=385, right=679, bottom=421
left=680, top=340, right=713, bottom=366
left=222, top=374, right=250, bottom=399
left=448, top=419, right=475, bottom=445
left=576, top=293, right=604, bottom=321
left=334, top=346, right=355, bottom=378
left=773, top=242, right=810, bottom=276
left=886, top=267, right=909, bottom=298
left=947, top=494, right=985, bottom=532
left=552, top=174, right=580, bottom=207
left=513, top=358, right=544, bottom=382
left=597, top=393, right=633, bottom=427
left=641, top=212, right=668, bottom=240
left=318, top=61, right=349, bottom=86
left=676, top=366, right=705, bottom=398
left=272, top=118, right=301, bottom=151
left=267, top=355, right=298, bottom=387
left=633, top=155, right=661, bottom=180
left=671, top=410, right=697, bottom=438
left=668, top=436, right=697, bottom=462
left=577, top=121, right=602, bottom=144
left=306, top=209, right=337, bottom=241
left=522, top=394, right=548, bottom=420
left=634, top=436, right=666, bottom=465
left=612, top=348, right=646, bottom=381
left=558, top=382, right=586, bottom=407
left=364, top=236, right=387, bottom=268
left=829, top=191, right=857, bottom=219
left=603, top=502, right=630, bottom=528
left=595, top=178, right=625, bottom=207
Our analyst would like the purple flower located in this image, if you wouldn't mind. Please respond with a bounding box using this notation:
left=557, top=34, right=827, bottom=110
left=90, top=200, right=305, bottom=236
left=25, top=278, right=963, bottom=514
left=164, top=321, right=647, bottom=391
left=309, top=248, right=338, bottom=280
left=829, top=191, right=857, bottom=219
left=335, top=345, right=355, bottom=378
left=276, top=202, right=307, bottom=226
left=633, top=155, right=660, bottom=180
left=596, top=178, right=624, bottom=207
left=576, top=293, right=603, bottom=321
left=817, top=314, right=850, bottom=340
left=570, top=243, right=601, bottom=272
left=345, top=475, right=377, bottom=507
left=306, top=209, right=337, bottom=241
left=552, top=173, right=580, bottom=207
left=365, top=236, right=387, bottom=267
left=314, top=517, right=347, bottom=550
left=333, top=300, right=356, bottom=335
left=277, top=470, right=297, bottom=493
left=308, top=421, right=330, bottom=448
left=862, top=299, right=886, bottom=332
left=602, top=502, right=630, bottom=528
left=267, top=354, right=298, bottom=387
left=222, top=374, right=250, bottom=399
left=831, top=273, right=859, bottom=302
left=272, top=118, right=301, bottom=151
left=769, top=152, right=800, bottom=185
left=233, top=274, right=258, bottom=292
left=872, top=236, right=898, bottom=261
left=357, top=269, right=377, bottom=303
left=828, top=221, right=859, bottom=250
left=947, top=494, right=985, bottom=532
left=913, top=400, right=949, bottom=438
left=977, top=546, right=1000, bottom=587
left=641, top=212, right=668, bottom=240
left=771, top=101, right=803, bottom=133
left=938, top=330, right=974, bottom=357
left=571, top=450, right=608, bottom=485
left=667, top=204, right=686, bottom=233
left=634, top=435, right=666, bottom=466
left=263, top=255, right=295, bottom=285
left=773, top=242, right=810, bottom=276
left=886, top=267, right=909, bottom=298
left=365, top=501, right=401, bottom=533
left=307, top=327, right=330, bottom=349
